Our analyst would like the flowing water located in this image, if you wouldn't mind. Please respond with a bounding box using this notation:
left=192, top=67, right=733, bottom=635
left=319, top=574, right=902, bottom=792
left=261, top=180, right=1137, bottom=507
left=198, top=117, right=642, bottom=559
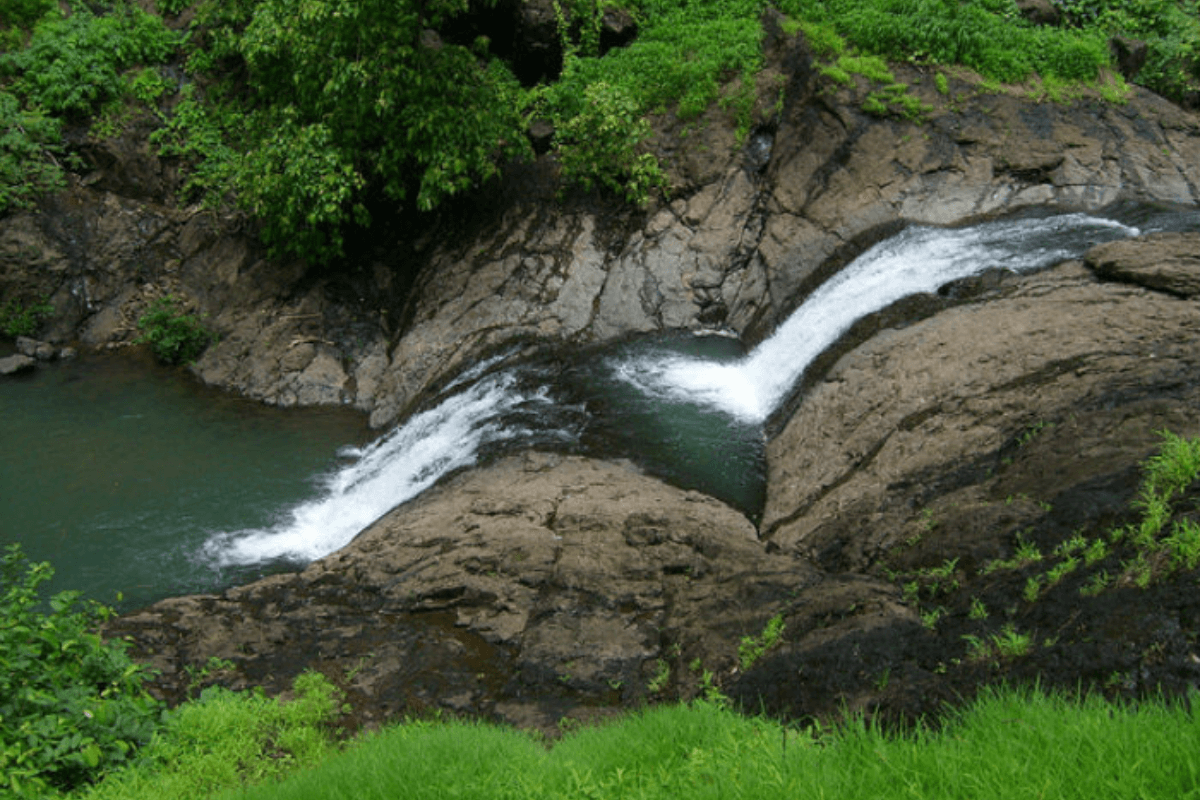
left=6, top=205, right=1199, bottom=606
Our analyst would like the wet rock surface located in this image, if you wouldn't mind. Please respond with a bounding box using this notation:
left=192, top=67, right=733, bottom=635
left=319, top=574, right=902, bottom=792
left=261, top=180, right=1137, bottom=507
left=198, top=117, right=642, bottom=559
left=0, top=353, right=36, bottom=375
left=107, top=454, right=817, bottom=731
left=1085, top=231, right=1200, bottom=297
left=109, top=235, right=1200, bottom=730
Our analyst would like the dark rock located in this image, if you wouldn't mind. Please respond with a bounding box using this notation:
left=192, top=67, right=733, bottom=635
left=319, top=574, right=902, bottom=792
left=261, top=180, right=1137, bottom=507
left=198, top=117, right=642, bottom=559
left=16, top=336, right=55, bottom=360
left=419, top=29, right=443, bottom=51
left=527, top=118, right=556, bottom=154
left=1016, top=0, right=1061, bottom=25
left=600, top=6, right=637, bottom=52
left=513, top=0, right=562, bottom=84
left=1111, top=35, right=1149, bottom=82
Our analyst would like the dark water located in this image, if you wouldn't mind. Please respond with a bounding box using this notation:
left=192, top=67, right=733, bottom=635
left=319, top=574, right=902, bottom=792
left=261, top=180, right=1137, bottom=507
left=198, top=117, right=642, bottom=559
left=563, top=333, right=766, bottom=518
left=0, top=353, right=371, bottom=609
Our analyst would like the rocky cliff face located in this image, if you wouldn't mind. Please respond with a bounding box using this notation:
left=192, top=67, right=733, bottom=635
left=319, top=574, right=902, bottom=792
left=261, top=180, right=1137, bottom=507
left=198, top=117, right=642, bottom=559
left=7, top=30, right=1200, bottom=731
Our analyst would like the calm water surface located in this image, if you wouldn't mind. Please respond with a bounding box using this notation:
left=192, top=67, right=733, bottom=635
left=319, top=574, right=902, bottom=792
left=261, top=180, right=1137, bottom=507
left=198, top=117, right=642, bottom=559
left=0, top=352, right=371, bottom=609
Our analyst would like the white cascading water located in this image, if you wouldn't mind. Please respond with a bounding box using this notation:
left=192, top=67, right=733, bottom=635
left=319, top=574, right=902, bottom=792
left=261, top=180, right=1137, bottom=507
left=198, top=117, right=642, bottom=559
left=203, top=370, right=557, bottom=564
left=611, top=213, right=1139, bottom=422
left=202, top=211, right=1142, bottom=567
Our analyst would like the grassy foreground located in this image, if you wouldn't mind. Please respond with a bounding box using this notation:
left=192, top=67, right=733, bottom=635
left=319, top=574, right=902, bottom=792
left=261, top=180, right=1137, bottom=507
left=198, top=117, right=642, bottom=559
left=65, top=686, right=1200, bottom=800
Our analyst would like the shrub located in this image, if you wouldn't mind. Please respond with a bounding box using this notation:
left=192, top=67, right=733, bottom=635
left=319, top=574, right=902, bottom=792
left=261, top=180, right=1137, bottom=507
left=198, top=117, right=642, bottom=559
left=0, top=294, right=53, bottom=337
left=0, top=544, right=162, bottom=797
left=135, top=295, right=216, bottom=365
left=553, top=81, right=668, bottom=205
left=0, top=91, right=65, bottom=214
left=1, top=4, right=180, bottom=117
left=80, top=672, right=345, bottom=800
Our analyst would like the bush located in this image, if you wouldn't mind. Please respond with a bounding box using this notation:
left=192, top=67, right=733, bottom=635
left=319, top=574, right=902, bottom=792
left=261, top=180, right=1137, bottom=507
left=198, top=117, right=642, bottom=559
left=0, top=2, right=179, bottom=214
left=0, top=544, right=162, bottom=797
left=553, top=81, right=668, bottom=204
left=135, top=295, right=216, bottom=365
left=1, top=4, right=180, bottom=117
left=79, top=672, right=345, bottom=800
left=0, top=92, right=65, bottom=214
left=0, top=294, right=53, bottom=337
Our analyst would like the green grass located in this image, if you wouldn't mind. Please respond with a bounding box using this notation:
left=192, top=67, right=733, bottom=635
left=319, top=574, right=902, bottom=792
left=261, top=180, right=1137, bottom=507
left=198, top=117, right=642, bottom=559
left=63, top=688, right=1199, bottom=800
left=72, top=673, right=344, bottom=800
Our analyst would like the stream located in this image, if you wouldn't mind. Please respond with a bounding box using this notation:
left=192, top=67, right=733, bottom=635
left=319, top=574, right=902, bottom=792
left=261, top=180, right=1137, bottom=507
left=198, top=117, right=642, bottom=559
left=5, top=204, right=1199, bottom=608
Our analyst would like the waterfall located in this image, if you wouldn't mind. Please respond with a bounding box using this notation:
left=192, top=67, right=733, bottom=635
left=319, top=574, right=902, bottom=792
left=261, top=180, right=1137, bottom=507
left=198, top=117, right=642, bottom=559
left=201, top=210, right=1148, bottom=568
left=202, top=370, right=564, bottom=564
left=611, top=213, right=1139, bottom=422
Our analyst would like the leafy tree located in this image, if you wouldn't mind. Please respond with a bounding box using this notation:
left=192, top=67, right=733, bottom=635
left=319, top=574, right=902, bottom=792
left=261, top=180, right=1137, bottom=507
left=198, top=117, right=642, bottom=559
left=175, top=0, right=531, bottom=262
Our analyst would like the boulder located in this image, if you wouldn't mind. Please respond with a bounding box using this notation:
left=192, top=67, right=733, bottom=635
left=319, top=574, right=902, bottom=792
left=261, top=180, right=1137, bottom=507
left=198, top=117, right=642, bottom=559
left=1085, top=231, right=1200, bottom=297
left=762, top=256, right=1200, bottom=563
left=15, top=336, right=55, bottom=360
left=1016, top=0, right=1060, bottom=25
left=0, top=354, right=36, bottom=375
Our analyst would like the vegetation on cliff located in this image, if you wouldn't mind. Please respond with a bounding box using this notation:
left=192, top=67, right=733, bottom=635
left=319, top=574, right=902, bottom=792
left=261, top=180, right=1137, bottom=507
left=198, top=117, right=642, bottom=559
left=2, top=0, right=1200, bottom=263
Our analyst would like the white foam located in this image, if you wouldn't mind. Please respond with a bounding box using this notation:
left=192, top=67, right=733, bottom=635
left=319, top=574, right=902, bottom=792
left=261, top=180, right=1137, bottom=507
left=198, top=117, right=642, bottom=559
left=613, top=213, right=1139, bottom=422
left=203, top=372, right=541, bottom=565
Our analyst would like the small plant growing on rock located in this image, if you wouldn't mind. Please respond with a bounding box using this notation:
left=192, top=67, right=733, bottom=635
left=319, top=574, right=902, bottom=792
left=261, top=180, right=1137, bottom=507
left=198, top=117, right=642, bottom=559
left=0, top=296, right=53, bottom=338
left=969, top=597, right=989, bottom=620
left=135, top=295, right=216, bottom=365
left=647, top=658, right=671, bottom=694
left=738, top=613, right=786, bottom=670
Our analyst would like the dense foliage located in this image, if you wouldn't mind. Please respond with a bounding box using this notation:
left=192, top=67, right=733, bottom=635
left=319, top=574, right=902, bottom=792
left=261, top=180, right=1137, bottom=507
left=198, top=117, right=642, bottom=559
left=2, top=0, right=1200, bottom=261
left=0, top=545, right=161, bottom=797
left=0, top=0, right=180, bottom=213
left=158, top=0, right=532, bottom=261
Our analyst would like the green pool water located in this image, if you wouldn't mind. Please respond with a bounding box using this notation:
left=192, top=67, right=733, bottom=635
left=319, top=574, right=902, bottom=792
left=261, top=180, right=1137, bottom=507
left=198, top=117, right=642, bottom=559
left=0, top=351, right=371, bottom=610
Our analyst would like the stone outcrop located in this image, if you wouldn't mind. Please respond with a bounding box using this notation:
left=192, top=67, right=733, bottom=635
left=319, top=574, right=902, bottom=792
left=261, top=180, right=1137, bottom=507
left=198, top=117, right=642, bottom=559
left=108, top=453, right=817, bottom=730
left=0, top=353, right=36, bottom=375
left=761, top=257, right=1200, bottom=565
left=1085, top=231, right=1200, bottom=297
left=0, top=192, right=391, bottom=409
left=7, top=29, right=1200, bottom=429
left=110, top=235, right=1200, bottom=728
